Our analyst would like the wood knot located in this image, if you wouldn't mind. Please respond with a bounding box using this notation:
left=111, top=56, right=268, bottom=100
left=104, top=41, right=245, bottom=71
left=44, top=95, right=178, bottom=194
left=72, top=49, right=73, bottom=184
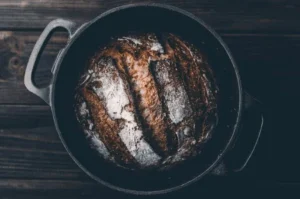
left=8, top=56, right=25, bottom=80
left=0, top=32, right=25, bottom=81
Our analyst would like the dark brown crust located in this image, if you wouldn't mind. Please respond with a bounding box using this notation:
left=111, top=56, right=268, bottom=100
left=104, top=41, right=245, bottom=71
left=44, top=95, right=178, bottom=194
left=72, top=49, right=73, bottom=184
left=166, top=34, right=218, bottom=142
left=120, top=47, right=170, bottom=157
left=125, top=62, right=170, bottom=157
left=149, top=60, right=179, bottom=154
left=80, top=87, right=137, bottom=167
left=192, top=47, right=218, bottom=142
left=94, top=40, right=171, bottom=157
left=166, top=34, right=207, bottom=115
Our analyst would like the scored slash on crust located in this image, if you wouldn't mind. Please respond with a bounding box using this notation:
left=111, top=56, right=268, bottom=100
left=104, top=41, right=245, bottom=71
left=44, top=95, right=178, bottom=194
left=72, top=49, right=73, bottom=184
left=74, top=33, right=218, bottom=169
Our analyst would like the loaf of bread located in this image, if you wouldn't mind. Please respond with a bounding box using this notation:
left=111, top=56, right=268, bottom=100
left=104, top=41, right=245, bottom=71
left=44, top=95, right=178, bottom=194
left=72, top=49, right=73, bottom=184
left=74, top=33, right=218, bottom=170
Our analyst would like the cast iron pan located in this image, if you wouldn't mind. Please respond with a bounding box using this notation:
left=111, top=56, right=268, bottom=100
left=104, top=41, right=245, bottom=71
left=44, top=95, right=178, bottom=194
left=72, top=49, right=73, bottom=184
left=24, top=3, right=264, bottom=195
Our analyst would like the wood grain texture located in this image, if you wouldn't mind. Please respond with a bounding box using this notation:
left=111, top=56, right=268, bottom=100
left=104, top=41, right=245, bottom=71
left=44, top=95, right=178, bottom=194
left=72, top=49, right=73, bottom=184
left=0, top=31, right=299, bottom=195
left=0, top=126, right=123, bottom=198
left=0, top=127, right=99, bottom=196
left=0, top=31, right=68, bottom=104
left=0, top=1, right=299, bottom=196
left=0, top=121, right=271, bottom=197
left=0, top=179, right=120, bottom=198
left=0, top=105, right=52, bottom=128
left=0, top=0, right=299, bottom=33
left=1, top=30, right=300, bottom=105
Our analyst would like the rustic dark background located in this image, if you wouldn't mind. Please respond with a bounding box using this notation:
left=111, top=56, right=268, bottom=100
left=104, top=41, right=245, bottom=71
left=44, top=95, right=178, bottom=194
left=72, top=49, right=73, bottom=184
left=0, top=0, right=300, bottom=198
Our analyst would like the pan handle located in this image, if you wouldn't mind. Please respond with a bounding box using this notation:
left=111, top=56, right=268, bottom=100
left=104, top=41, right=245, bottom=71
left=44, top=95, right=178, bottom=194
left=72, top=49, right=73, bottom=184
left=227, top=91, right=264, bottom=172
left=24, top=19, right=76, bottom=105
left=211, top=92, right=264, bottom=175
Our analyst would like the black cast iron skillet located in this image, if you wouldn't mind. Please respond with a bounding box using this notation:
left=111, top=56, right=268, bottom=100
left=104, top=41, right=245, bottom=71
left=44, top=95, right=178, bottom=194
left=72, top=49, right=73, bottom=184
left=24, top=3, right=264, bottom=195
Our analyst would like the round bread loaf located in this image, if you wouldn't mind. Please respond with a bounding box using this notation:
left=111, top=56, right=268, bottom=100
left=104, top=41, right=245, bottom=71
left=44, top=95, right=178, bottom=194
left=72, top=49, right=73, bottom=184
left=74, top=33, right=218, bottom=170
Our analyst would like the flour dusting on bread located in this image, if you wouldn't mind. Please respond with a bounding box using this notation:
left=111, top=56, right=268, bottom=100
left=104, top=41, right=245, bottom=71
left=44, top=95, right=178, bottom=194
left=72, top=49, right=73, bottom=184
left=74, top=33, right=218, bottom=170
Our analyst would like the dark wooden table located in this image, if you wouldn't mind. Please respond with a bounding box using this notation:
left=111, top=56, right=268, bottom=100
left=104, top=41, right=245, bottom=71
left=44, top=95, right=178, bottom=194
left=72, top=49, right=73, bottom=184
left=1, top=0, right=300, bottom=198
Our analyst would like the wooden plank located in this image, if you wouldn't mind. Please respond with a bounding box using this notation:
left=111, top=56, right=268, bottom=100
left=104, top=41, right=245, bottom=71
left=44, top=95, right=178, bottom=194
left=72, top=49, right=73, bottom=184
left=223, top=34, right=300, bottom=99
left=0, top=31, right=68, bottom=104
left=0, top=126, right=270, bottom=196
left=0, top=126, right=101, bottom=197
left=0, top=181, right=298, bottom=198
left=0, top=0, right=299, bottom=33
left=1, top=30, right=300, bottom=105
left=0, top=105, right=53, bottom=128
left=0, top=122, right=267, bottom=197
left=0, top=127, right=92, bottom=180
left=0, top=179, right=118, bottom=198
left=0, top=126, right=126, bottom=198
left=0, top=124, right=296, bottom=196
left=0, top=179, right=96, bottom=190
left=1, top=31, right=300, bottom=185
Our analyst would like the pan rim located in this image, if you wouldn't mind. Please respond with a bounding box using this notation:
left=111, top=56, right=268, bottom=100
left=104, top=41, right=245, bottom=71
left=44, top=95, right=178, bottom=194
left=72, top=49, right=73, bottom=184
left=50, top=3, right=243, bottom=195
